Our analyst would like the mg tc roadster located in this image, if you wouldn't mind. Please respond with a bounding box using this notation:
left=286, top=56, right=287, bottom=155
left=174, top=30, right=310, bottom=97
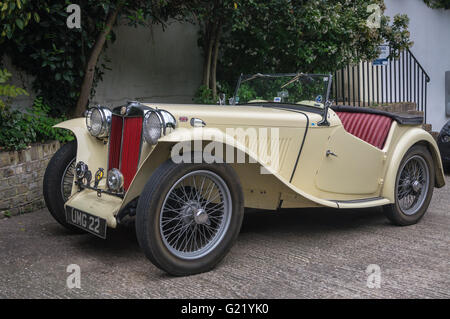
left=44, top=73, right=445, bottom=276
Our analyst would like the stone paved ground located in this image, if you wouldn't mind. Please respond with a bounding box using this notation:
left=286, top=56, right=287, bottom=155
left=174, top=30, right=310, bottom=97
left=0, top=175, right=449, bottom=299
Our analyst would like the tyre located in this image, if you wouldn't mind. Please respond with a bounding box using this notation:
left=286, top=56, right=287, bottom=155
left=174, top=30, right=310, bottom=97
left=383, top=144, right=435, bottom=226
left=136, top=158, right=244, bottom=276
left=43, top=141, right=84, bottom=233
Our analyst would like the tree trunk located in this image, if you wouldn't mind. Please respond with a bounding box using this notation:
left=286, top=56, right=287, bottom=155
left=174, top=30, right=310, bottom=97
left=202, top=24, right=215, bottom=89
left=74, top=6, right=121, bottom=116
left=210, top=25, right=221, bottom=99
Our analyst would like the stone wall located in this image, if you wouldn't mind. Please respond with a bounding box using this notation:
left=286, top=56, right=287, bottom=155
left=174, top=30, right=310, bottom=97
left=0, top=141, right=60, bottom=219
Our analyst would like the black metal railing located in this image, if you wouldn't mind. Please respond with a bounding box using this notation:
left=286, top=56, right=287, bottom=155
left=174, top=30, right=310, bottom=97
left=332, top=48, right=430, bottom=122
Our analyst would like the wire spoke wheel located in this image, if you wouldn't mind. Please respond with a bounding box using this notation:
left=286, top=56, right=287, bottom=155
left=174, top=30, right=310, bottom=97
left=60, top=158, right=75, bottom=202
left=396, top=155, right=430, bottom=216
left=160, top=170, right=232, bottom=260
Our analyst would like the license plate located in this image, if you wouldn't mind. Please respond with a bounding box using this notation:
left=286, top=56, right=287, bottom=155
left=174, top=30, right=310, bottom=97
left=66, top=207, right=107, bottom=239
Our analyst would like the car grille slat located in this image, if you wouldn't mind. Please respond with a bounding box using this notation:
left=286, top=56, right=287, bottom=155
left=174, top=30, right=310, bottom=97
left=108, top=114, right=143, bottom=190
left=121, top=117, right=143, bottom=190
left=108, top=115, right=123, bottom=170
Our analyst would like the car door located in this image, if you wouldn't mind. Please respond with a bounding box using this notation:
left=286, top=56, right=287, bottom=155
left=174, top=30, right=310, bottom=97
left=315, top=126, right=385, bottom=195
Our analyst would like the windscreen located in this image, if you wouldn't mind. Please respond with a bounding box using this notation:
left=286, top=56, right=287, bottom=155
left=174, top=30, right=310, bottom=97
left=234, top=73, right=330, bottom=108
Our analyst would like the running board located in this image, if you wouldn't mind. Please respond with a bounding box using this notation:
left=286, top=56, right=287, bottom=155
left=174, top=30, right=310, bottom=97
left=330, top=197, right=391, bottom=209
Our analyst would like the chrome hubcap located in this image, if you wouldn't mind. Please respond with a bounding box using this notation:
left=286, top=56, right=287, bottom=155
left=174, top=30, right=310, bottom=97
left=194, top=208, right=210, bottom=225
left=396, top=155, right=429, bottom=216
left=411, top=180, right=422, bottom=193
left=159, top=170, right=232, bottom=260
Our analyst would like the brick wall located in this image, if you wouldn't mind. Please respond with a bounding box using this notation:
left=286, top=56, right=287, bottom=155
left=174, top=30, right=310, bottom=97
left=0, top=141, right=61, bottom=219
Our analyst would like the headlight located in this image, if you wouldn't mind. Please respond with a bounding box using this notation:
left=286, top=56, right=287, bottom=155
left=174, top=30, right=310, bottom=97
left=143, top=110, right=176, bottom=145
left=143, top=111, right=162, bottom=145
left=107, top=168, right=124, bottom=191
left=86, top=106, right=112, bottom=138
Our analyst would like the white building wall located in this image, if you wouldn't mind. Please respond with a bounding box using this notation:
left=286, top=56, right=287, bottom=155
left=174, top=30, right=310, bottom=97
left=385, top=0, right=450, bottom=130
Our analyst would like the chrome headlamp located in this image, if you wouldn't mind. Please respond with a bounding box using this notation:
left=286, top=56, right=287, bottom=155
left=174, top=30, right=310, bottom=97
left=85, top=106, right=112, bottom=138
left=75, top=161, right=88, bottom=180
left=107, top=168, right=124, bottom=191
left=143, top=110, right=176, bottom=145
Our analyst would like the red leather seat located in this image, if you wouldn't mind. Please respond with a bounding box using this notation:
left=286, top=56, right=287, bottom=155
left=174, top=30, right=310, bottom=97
left=335, top=112, right=393, bottom=149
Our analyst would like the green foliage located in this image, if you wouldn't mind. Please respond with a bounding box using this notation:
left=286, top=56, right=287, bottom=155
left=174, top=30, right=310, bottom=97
left=424, top=0, right=450, bottom=9
left=217, top=0, right=412, bottom=87
left=0, top=106, right=35, bottom=150
left=235, top=83, right=257, bottom=102
left=192, top=0, right=412, bottom=102
left=0, top=68, right=28, bottom=109
left=0, top=97, right=74, bottom=151
left=193, top=85, right=216, bottom=104
left=28, top=97, right=74, bottom=144
left=234, top=75, right=328, bottom=104
left=0, top=0, right=39, bottom=41
left=2, top=210, right=12, bottom=218
left=193, top=81, right=234, bottom=104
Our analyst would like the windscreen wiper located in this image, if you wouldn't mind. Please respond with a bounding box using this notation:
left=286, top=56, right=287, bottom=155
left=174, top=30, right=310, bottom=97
left=281, top=72, right=307, bottom=89
left=241, top=73, right=268, bottom=83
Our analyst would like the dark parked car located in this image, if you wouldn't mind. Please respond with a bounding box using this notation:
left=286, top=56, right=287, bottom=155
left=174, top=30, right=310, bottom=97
left=437, top=120, right=450, bottom=172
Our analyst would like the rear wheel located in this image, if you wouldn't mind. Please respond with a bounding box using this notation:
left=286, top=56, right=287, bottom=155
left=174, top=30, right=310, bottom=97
left=43, top=141, right=84, bottom=233
left=136, top=159, right=244, bottom=276
left=383, top=145, right=435, bottom=226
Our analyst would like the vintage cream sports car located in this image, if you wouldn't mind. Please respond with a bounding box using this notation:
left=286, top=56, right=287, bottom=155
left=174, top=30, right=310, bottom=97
left=43, top=73, right=445, bottom=275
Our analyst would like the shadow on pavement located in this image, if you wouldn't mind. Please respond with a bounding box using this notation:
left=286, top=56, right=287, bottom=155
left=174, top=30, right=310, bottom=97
left=58, top=206, right=388, bottom=259
left=240, top=207, right=388, bottom=235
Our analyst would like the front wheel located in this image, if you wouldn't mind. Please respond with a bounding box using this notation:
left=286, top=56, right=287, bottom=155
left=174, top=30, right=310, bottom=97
left=136, top=159, right=244, bottom=276
left=43, top=141, right=84, bottom=233
left=383, top=145, right=435, bottom=226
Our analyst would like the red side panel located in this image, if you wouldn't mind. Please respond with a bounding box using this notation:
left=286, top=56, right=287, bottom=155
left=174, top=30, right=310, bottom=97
left=336, top=112, right=392, bottom=149
left=108, top=115, right=123, bottom=169
left=120, top=117, right=143, bottom=190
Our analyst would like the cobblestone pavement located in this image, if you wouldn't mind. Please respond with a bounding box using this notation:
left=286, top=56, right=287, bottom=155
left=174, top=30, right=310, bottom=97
left=0, top=175, right=449, bottom=299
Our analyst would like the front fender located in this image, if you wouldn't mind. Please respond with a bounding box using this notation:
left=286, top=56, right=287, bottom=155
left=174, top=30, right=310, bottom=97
left=54, top=118, right=108, bottom=196
left=382, top=127, right=445, bottom=202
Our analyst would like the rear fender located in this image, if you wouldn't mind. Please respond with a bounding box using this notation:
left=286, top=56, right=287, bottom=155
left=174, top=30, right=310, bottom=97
left=382, top=127, right=445, bottom=202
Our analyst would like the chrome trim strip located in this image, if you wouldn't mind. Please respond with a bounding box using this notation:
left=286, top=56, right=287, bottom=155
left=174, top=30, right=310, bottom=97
left=118, top=116, right=125, bottom=171
left=330, top=197, right=383, bottom=204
